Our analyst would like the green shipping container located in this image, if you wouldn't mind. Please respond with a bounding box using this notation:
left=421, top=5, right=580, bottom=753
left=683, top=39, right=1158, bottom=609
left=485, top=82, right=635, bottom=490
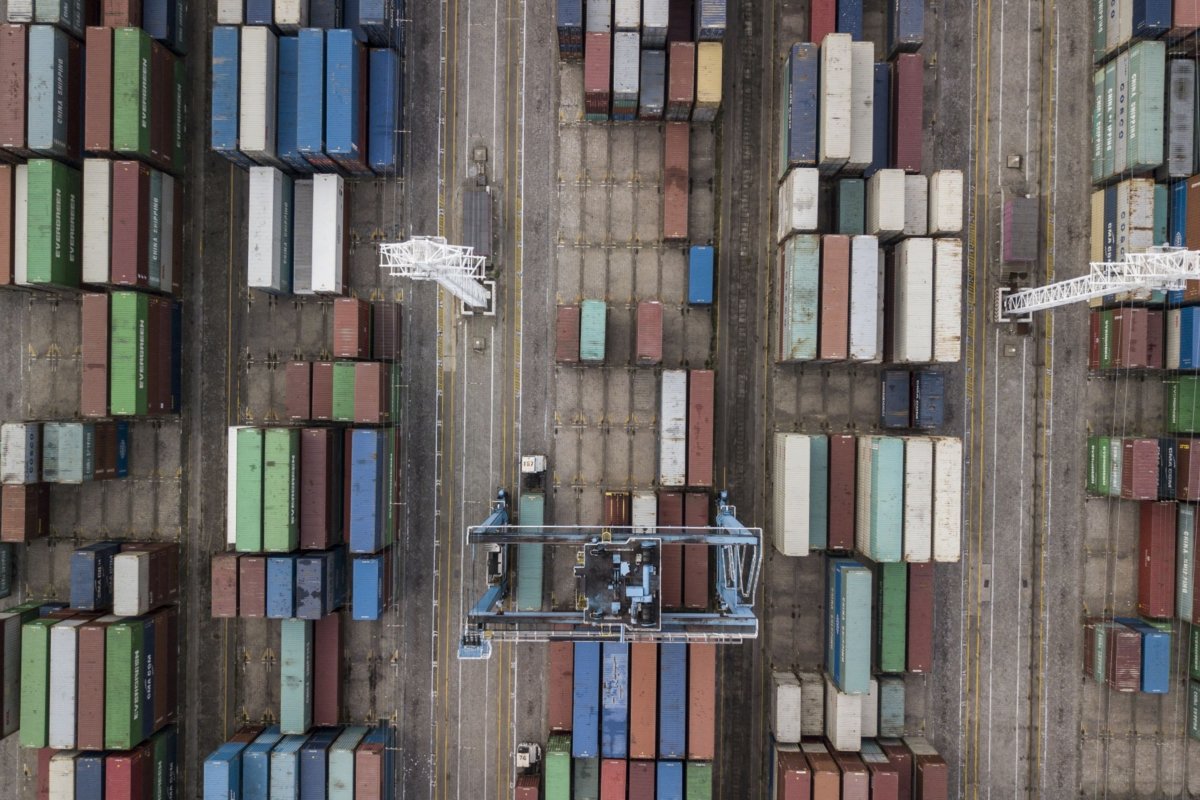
left=1155, top=183, right=1168, bottom=246
left=1091, top=0, right=1105, bottom=64
left=516, top=492, right=545, bottom=612
left=1103, top=62, right=1115, bottom=179
left=1190, top=625, right=1200, bottom=681
left=110, top=291, right=149, bottom=416
left=545, top=733, right=571, bottom=800
left=809, top=434, right=828, bottom=550
left=236, top=428, right=265, bottom=551
left=1087, top=436, right=1112, bottom=495
left=173, top=58, right=186, bottom=173
left=279, top=618, right=312, bottom=734
left=1190, top=680, right=1200, bottom=740
left=573, top=757, right=598, bottom=800
left=579, top=300, right=606, bottom=362
left=18, top=618, right=57, bottom=747
left=836, top=179, right=865, bottom=236
left=1180, top=506, right=1195, bottom=624
left=25, top=159, right=82, bottom=288
left=1126, top=41, right=1165, bottom=173
left=332, top=362, right=356, bottom=422
left=1092, top=621, right=1107, bottom=683
left=877, top=562, right=907, bottom=673
left=865, top=437, right=904, bottom=562
left=148, top=170, right=162, bottom=289
left=105, top=619, right=144, bottom=750
left=1092, top=69, right=1104, bottom=183
left=262, top=428, right=299, bottom=552
left=113, top=28, right=152, bottom=158
left=328, top=725, right=369, bottom=800
left=152, top=727, right=171, bottom=800
left=686, top=762, right=713, bottom=800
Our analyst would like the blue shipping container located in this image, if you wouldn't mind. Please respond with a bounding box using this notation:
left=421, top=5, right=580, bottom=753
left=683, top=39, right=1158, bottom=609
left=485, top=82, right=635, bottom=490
left=837, top=0, right=863, bottom=39
left=359, top=726, right=396, bottom=789
left=326, top=545, right=348, bottom=612
left=864, top=63, right=890, bottom=178
left=913, top=370, right=945, bottom=430
left=1159, top=438, right=1177, bottom=500
left=1114, top=617, right=1170, bottom=693
left=1132, top=0, right=1172, bottom=37
left=349, top=429, right=386, bottom=553
left=211, top=28, right=254, bottom=168
left=270, top=735, right=310, bottom=799
left=656, top=761, right=684, bottom=800
left=297, top=29, right=336, bottom=171
left=881, top=370, right=910, bottom=429
left=886, top=0, right=923, bottom=56
left=658, top=642, right=687, bottom=758
left=310, top=1, right=341, bottom=27
left=241, top=726, right=284, bottom=800
left=600, top=643, right=629, bottom=759
left=572, top=642, right=601, bottom=758
left=69, top=542, right=122, bottom=610
left=1171, top=180, right=1188, bottom=248
left=688, top=245, right=714, bottom=304
left=299, top=727, right=342, bottom=800
left=144, top=0, right=183, bottom=55
left=267, top=555, right=297, bottom=618
left=325, top=30, right=371, bottom=176
left=352, top=554, right=386, bottom=620
left=74, top=753, right=104, bottom=800
left=276, top=36, right=311, bottom=173
left=694, top=0, right=726, bottom=40
left=245, top=0, right=274, bottom=26
left=785, top=44, right=818, bottom=170
left=829, top=559, right=871, bottom=694
left=203, top=742, right=249, bottom=800
left=368, top=48, right=402, bottom=175
left=1183, top=308, right=1200, bottom=369
left=295, top=553, right=329, bottom=620
left=346, top=0, right=396, bottom=46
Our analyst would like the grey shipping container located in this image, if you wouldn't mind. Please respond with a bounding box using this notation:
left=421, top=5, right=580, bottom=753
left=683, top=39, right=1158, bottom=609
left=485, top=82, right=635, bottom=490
left=462, top=189, right=492, bottom=260
left=1165, top=59, right=1195, bottom=179
left=639, top=49, right=665, bottom=119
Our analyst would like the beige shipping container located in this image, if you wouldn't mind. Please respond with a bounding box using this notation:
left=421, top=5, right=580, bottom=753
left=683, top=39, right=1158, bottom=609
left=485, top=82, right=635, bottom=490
left=694, top=42, right=722, bottom=122
left=1090, top=189, right=1105, bottom=263
left=867, top=169, right=905, bottom=240
left=903, top=174, right=928, bottom=237
left=933, top=238, right=963, bottom=363
left=928, top=169, right=964, bottom=234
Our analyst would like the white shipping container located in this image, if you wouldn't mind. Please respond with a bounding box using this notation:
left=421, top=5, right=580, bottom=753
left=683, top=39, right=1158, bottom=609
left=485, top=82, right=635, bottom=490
left=1, top=611, right=21, bottom=736
left=933, top=436, right=963, bottom=562
left=903, top=174, right=928, bottom=237
left=275, top=0, right=307, bottom=31
left=248, top=167, right=286, bottom=293
left=311, top=174, right=344, bottom=294
left=113, top=551, right=152, bottom=617
left=49, top=619, right=87, bottom=748
left=772, top=670, right=804, bottom=743
left=82, top=159, right=111, bottom=285
left=48, top=751, right=78, bottom=800
left=1109, top=438, right=1123, bottom=498
left=14, top=164, right=27, bottom=286
left=928, top=170, right=964, bottom=234
left=860, top=678, right=879, bottom=738
left=1116, top=178, right=1155, bottom=259
left=848, top=235, right=880, bottom=361
left=614, top=0, right=640, bottom=30
left=642, top=0, right=669, bottom=47
left=1, top=422, right=40, bottom=484
left=847, top=42, right=874, bottom=173
left=773, top=433, right=811, bottom=556
left=824, top=673, right=862, bottom=752
left=795, top=670, right=825, bottom=736
left=818, top=33, right=852, bottom=172
left=612, top=32, right=640, bottom=99
left=902, top=437, right=933, bottom=562
left=292, top=179, right=314, bottom=294
left=933, top=238, right=963, bottom=362
left=631, top=491, right=657, bottom=533
left=1168, top=308, right=1182, bottom=370
left=777, top=167, right=819, bottom=242
left=5, top=1, right=32, bottom=22
left=867, top=169, right=905, bottom=240
left=893, top=238, right=934, bottom=363
left=239, top=26, right=279, bottom=164
left=216, top=0, right=243, bottom=24
left=660, top=370, right=688, bottom=486
left=586, top=0, right=612, bottom=31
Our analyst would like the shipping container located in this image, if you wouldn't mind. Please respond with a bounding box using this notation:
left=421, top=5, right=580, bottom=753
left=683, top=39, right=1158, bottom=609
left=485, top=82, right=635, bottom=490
left=877, top=561, right=907, bottom=674
left=637, top=301, right=664, bottom=365
left=773, top=433, right=812, bottom=556
left=372, top=300, right=402, bottom=360
left=659, top=492, right=684, bottom=608
left=239, top=26, right=278, bottom=166
left=823, top=673, right=862, bottom=752
left=847, top=235, right=880, bottom=361
left=689, top=245, right=715, bottom=304
left=666, top=41, right=695, bottom=121
left=279, top=618, right=312, bottom=733
left=778, top=234, right=820, bottom=361
left=902, top=175, right=928, bottom=237
left=913, top=371, right=945, bottom=430
left=268, top=734, right=308, bottom=799
left=773, top=742, right=811, bottom=800
left=611, top=32, right=639, bottom=120
left=932, top=238, right=962, bottom=363
left=827, top=558, right=871, bottom=693
left=641, top=0, right=668, bottom=46
left=826, top=434, right=856, bottom=550
left=693, top=41, right=722, bottom=122
left=0, top=483, right=49, bottom=541
left=659, top=642, right=687, bottom=758
left=865, top=63, right=891, bottom=178
left=573, top=642, right=600, bottom=758
left=891, top=54, right=923, bottom=173
left=349, top=428, right=390, bottom=553
left=0, top=164, right=12, bottom=287
left=247, top=167, right=293, bottom=294
left=295, top=28, right=332, bottom=171
left=354, top=362, right=392, bottom=423
left=71, top=541, right=121, bottom=610
left=1, top=422, right=39, bottom=484
left=846, top=42, right=873, bottom=173
left=1139, top=501, right=1177, bottom=618
left=907, top=561, right=934, bottom=671
left=600, top=643, right=629, bottom=758
left=547, top=640, right=574, bottom=733
left=351, top=551, right=391, bottom=620
left=663, top=122, right=689, bottom=239
left=801, top=739, right=840, bottom=797
left=579, top=299, right=607, bottom=362
left=0, top=25, right=29, bottom=158
left=819, top=34, right=852, bottom=174
left=23, top=159, right=81, bottom=288
left=903, top=437, right=933, bottom=562
left=516, top=492, right=545, bottom=611
left=904, top=737, right=949, bottom=800
left=655, top=761, right=682, bottom=800
left=545, top=734, right=571, bottom=799
left=867, top=169, right=905, bottom=240
left=780, top=43, right=818, bottom=175
left=660, top=370, right=688, bottom=486
left=806, top=434, right=829, bottom=550
left=1123, top=438, right=1160, bottom=499
left=27, top=25, right=81, bottom=163
left=818, top=235, right=850, bottom=359
left=687, top=371, right=714, bottom=487
left=773, top=671, right=802, bottom=743
left=881, top=370, right=910, bottom=429
left=311, top=174, right=346, bottom=294
left=877, top=676, right=905, bottom=737
left=856, top=436, right=903, bottom=562
left=326, top=30, right=370, bottom=176
left=688, top=643, right=715, bottom=759
left=584, top=33, right=611, bottom=119
left=887, top=0, right=924, bottom=55
left=262, top=428, right=300, bottom=552
left=328, top=725, right=369, bottom=800
left=555, top=305, right=581, bottom=363
left=240, top=727, right=284, bottom=799
left=1127, top=42, right=1166, bottom=173
left=557, top=0, right=583, bottom=58
left=695, top=0, right=726, bottom=40
left=683, top=492, right=710, bottom=610
left=210, top=552, right=240, bottom=618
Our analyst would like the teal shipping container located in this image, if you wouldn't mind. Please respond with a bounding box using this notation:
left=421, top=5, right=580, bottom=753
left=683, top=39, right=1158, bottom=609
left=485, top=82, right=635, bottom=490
left=778, top=234, right=819, bottom=362
left=236, top=427, right=265, bottom=551
left=327, top=725, right=369, bottom=800
left=1103, top=61, right=1115, bottom=179
left=42, top=422, right=95, bottom=483
left=263, top=427, right=299, bottom=552
left=857, top=436, right=903, bottom=562
left=516, top=492, right=545, bottom=612
left=827, top=558, right=871, bottom=695
left=279, top=619, right=312, bottom=734
left=837, top=179, right=865, bottom=235
left=877, top=675, right=905, bottom=736
left=808, top=434, right=828, bottom=549
left=1126, top=41, right=1165, bottom=173
left=574, top=757, right=599, bottom=799
left=269, top=734, right=310, bottom=797
left=579, top=300, right=607, bottom=362
left=1092, top=69, right=1103, bottom=182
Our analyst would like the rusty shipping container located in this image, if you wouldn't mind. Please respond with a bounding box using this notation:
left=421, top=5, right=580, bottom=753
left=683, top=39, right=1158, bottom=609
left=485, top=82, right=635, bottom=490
left=286, top=361, right=312, bottom=421
left=584, top=32, right=611, bottom=117
left=313, top=611, right=343, bottom=725
left=683, top=492, right=709, bottom=610
left=636, top=300, right=664, bottom=365
left=0, top=164, right=11, bottom=285
left=801, top=740, right=841, bottom=799
left=1106, top=621, right=1142, bottom=691
left=663, top=122, right=690, bottom=241
left=110, top=161, right=150, bottom=287
left=103, top=0, right=140, bottom=26
left=907, top=561, right=934, bottom=672
left=81, top=293, right=109, bottom=417
left=831, top=749, right=869, bottom=800
left=659, top=491, right=684, bottom=609
left=1, top=484, right=48, bottom=542
left=555, top=305, right=581, bottom=363
left=604, top=491, right=631, bottom=526
left=210, top=552, right=240, bottom=618
left=333, top=298, right=372, bottom=359
left=629, top=643, right=657, bottom=758
left=1180, top=439, right=1200, bottom=500
left=666, top=41, right=695, bottom=120
left=300, top=428, right=342, bottom=549
left=354, top=362, right=391, bottom=424
left=601, top=759, right=627, bottom=798
left=1122, top=438, right=1160, bottom=500
left=687, top=370, right=714, bottom=487
left=372, top=301, right=402, bottom=361
left=688, top=643, right=715, bottom=760
left=238, top=555, right=266, bottom=618
left=891, top=54, right=923, bottom=173
left=829, top=434, right=855, bottom=550
left=859, top=741, right=900, bottom=800
left=628, top=760, right=655, bottom=800
left=1139, top=501, right=1177, bottom=618
left=0, top=26, right=28, bottom=156
left=547, top=640, right=573, bottom=731
left=85, top=27, right=113, bottom=154
left=311, top=362, right=333, bottom=421
left=819, top=235, right=850, bottom=360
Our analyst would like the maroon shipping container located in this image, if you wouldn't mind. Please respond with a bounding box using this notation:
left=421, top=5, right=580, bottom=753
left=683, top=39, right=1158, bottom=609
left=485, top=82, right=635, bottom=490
left=0, top=483, right=49, bottom=542
left=149, top=42, right=173, bottom=172
left=1179, top=440, right=1200, bottom=500
left=76, top=617, right=115, bottom=750
left=1138, top=501, right=1177, bottom=618
left=311, top=361, right=334, bottom=420
left=105, top=745, right=148, bottom=800
left=1106, top=621, right=1142, bottom=691
left=687, top=643, right=716, bottom=760
left=210, top=552, right=240, bottom=618
left=0, top=26, right=28, bottom=156
left=354, top=362, right=390, bottom=424
left=286, top=361, right=312, bottom=420
left=65, top=36, right=83, bottom=162
left=228, top=724, right=266, bottom=743
left=775, top=746, right=812, bottom=800
left=666, top=42, right=695, bottom=119
left=515, top=774, right=539, bottom=800
left=355, top=741, right=385, bottom=800
left=103, top=0, right=141, bottom=26
left=149, top=607, right=175, bottom=728
left=0, top=163, right=11, bottom=285
left=239, top=555, right=266, bottom=618
left=1122, top=438, right=1159, bottom=500
left=91, top=421, right=111, bottom=479
left=1189, top=178, right=1200, bottom=252
left=85, top=27, right=113, bottom=154
left=636, top=301, right=664, bottom=365
left=663, top=122, right=689, bottom=241
left=819, top=235, right=850, bottom=360
left=371, top=301, right=402, bottom=361
left=801, top=740, right=841, bottom=800
left=37, top=748, right=52, bottom=800
left=1088, top=310, right=1100, bottom=369
left=628, top=760, right=655, bottom=800
left=603, top=492, right=631, bottom=527
left=301, top=428, right=341, bottom=549
left=659, top=491, right=684, bottom=609
left=148, top=297, right=169, bottom=413
left=81, top=292, right=109, bottom=417
left=906, top=561, right=933, bottom=673
left=683, top=492, right=709, bottom=611
left=555, top=305, right=581, bottom=363
left=876, top=738, right=913, bottom=800
left=828, top=435, right=855, bottom=550
left=830, top=749, right=869, bottom=800
left=861, top=748, right=900, bottom=800
left=584, top=32, right=611, bottom=116
left=547, top=640, right=573, bottom=731
left=811, top=0, right=837, bottom=43
left=333, top=297, right=372, bottom=359
left=313, top=611, right=343, bottom=725
left=1113, top=308, right=1162, bottom=369
left=111, top=160, right=150, bottom=287
left=687, top=370, right=714, bottom=487
left=890, top=54, right=923, bottom=173
left=912, top=747, right=949, bottom=800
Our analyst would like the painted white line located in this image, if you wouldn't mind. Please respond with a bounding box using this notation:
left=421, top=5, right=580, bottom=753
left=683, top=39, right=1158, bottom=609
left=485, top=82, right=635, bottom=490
left=456, top=326, right=469, bottom=800
left=513, top=0, right=529, bottom=781
left=463, top=0, right=472, bottom=183
left=1024, top=0, right=1033, bottom=177
left=986, top=333, right=1001, bottom=799
left=1014, top=335, right=1028, bottom=790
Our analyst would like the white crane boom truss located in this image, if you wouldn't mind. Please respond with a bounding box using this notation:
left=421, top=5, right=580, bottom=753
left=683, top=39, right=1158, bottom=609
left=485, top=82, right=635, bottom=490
left=378, top=236, right=491, bottom=308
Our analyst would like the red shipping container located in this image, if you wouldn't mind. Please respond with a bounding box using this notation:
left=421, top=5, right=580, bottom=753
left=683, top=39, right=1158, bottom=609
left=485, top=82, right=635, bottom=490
left=600, top=759, right=627, bottom=799
left=912, top=746, right=949, bottom=800
left=828, top=435, right=855, bottom=550
left=1116, top=308, right=1160, bottom=369
left=110, top=160, right=150, bottom=287
left=687, top=643, right=715, bottom=760
left=37, top=748, right=52, bottom=800
left=0, top=26, right=28, bottom=156
left=687, top=370, right=714, bottom=487
left=629, top=642, right=657, bottom=758
left=659, top=492, right=684, bottom=609
left=683, top=492, right=709, bottom=610
left=891, top=54, right=924, bottom=173
left=239, top=555, right=266, bottom=618
left=210, top=553, right=240, bottom=618
left=85, top=27, right=113, bottom=155
left=333, top=297, right=372, bottom=359
left=555, top=305, right=581, bottom=363
left=0, top=164, right=11, bottom=286
left=666, top=42, right=695, bottom=119
left=628, top=760, right=655, bottom=800
left=355, top=741, right=385, bottom=800
left=663, top=122, right=690, bottom=241
left=301, top=428, right=341, bottom=549
left=1138, top=501, right=1177, bottom=618
left=819, top=236, right=850, bottom=360
left=105, top=745, right=149, bottom=800
left=876, top=738, right=914, bottom=800
left=371, top=301, right=402, bottom=361
left=604, top=491, right=631, bottom=527
left=1171, top=0, right=1200, bottom=38
left=286, top=361, right=312, bottom=421
left=311, top=361, right=334, bottom=421
left=801, top=740, right=841, bottom=800
left=547, top=640, right=574, bottom=731
left=103, top=0, right=140, bottom=26
left=77, top=617, right=117, bottom=750
left=1088, top=310, right=1100, bottom=369
left=81, top=292, right=110, bottom=417
left=1107, top=622, right=1143, bottom=692
left=313, top=611, right=343, bottom=725
left=830, top=749, right=869, bottom=800
left=906, top=562, right=934, bottom=673
left=354, top=362, right=391, bottom=424
left=229, top=725, right=266, bottom=743
left=1121, top=438, right=1159, bottom=500
left=584, top=33, right=612, bottom=116
left=774, top=745, right=812, bottom=800
left=515, top=774, right=539, bottom=800
left=1179, top=439, right=1200, bottom=500
left=1, top=483, right=49, bottom=542
left=1147, top=310, right=1163, bottom=368
left=636, top=301, right=664, bottom=365
left=861, top=748, right=900, bottom=800
left=810, top=0, right=837, bottom=44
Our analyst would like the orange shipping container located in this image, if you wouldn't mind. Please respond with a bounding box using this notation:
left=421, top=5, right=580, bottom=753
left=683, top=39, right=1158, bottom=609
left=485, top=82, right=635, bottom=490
left=802, top=739, right=841, bottom=800
left=629, top=643, right=658, bottom=758
left=600, top=759, right=627, bottom=800
left=687, top=643, right=716, bottom=760
left=819, top=235, right=850, bottom=360
left=547, top=641, right=573, bottom=731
